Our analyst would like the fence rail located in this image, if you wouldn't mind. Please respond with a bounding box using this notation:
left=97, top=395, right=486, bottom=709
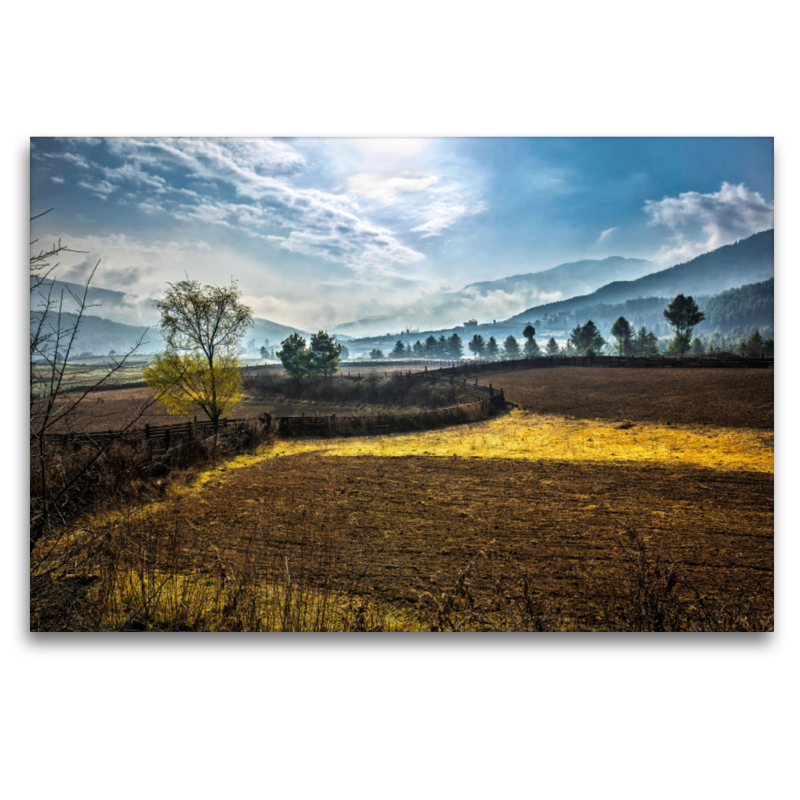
left=419, top=353, right=774, bottom=376
left=38, top=351, right=770, bottom=448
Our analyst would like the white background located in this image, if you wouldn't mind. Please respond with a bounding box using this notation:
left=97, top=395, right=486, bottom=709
left=4, top=2, right=796, bottom=798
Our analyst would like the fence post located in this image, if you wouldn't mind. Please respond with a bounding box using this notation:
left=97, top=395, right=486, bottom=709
left=145, top=424, right=150, bottom=440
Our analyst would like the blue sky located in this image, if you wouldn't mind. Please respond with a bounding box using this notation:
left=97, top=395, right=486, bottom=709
left=30, top=137, right=774, bottom=329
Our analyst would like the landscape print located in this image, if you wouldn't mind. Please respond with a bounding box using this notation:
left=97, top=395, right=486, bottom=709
left=30, top=137, right=774, bottom=632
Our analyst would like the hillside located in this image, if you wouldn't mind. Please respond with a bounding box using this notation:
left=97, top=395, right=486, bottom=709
left=31, top=277, right=309, bottom=356
left=506, top=229, right=774, bottom=323
left=527, top=278, right=774, bottom=339
left=333, top=256, right=654, bottom=336
left=31, top=309, right=309, bottom=358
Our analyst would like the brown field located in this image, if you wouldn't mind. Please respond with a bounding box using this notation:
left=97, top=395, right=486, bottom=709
left=45, top=382, right=430, bottom=433
left=115, top=453, right=772, bottom=628
left=42, top=365, right=774, bottom=630
left=476, top=366, right=773, bottom=429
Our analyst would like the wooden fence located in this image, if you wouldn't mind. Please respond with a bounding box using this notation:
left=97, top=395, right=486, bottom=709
left=39, top=416, right=251, bottom=450
left=39, top=351, right=769, bottom=448
left=419, top=353, right=774, bottom=378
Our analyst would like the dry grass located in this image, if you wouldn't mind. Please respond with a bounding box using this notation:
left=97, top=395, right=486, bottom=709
left=237, top=409, right=773, bottom=475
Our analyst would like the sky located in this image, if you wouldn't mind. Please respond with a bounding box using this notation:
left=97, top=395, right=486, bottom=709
left=30, top=137, right=774, bottom=331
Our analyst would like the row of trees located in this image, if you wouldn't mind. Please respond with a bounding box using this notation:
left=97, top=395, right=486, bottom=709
left=602, top=294, right=706, bottom=357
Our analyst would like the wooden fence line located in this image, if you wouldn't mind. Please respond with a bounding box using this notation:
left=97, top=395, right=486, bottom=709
left=39, top=373, right=506, bottom=446
left=43, top=351, right=767, bottom=447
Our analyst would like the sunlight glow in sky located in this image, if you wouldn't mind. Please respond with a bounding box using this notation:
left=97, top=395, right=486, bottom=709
left=30, top=137, right=774, bottom=330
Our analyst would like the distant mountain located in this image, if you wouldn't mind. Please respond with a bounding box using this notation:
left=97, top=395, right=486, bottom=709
left=455, top=256, right=654, bottom=302
left=31, top=275, right=309, bottom=356
left=30, top=277, right=144, bottom=325
left=333, top=255, right=654, bottom=336
left=30, top=312, right=163, bottom=357
left=506, top=229, right=774, bottom=323
left=524, top=278, right=774, bottom=341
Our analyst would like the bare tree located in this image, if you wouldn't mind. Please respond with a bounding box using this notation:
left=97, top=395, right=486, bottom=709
left=30, top=210, right=153, bottom=555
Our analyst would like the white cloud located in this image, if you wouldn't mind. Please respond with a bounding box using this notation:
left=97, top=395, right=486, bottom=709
left=98, top=138, right=429, bottom=273
left=50, top=176, right=64, bottom=184
left=77, top=178, right=117, bottom=197
left=37, top=232, right=218, bottom=325
left=347, top=172, right=439, bottom=200
left=598, top=226, right=617, bottom=243
left=644, top=182, right=774, bottom=263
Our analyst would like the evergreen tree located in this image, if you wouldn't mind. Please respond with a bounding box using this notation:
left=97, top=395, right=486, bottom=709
left=278, top=333, right=311, bottom=382
left=413, top=340, right=424, bottom=356
left=448, top=332, right=464, bottom=359
left=369, top=348, right=384, bottom=359
left=545, top=337, right=559, bottom=356
left=437, top=334, right=448, bottom=357
left=391, top=340, right=406, bottom=359
left=503, top=335, right=521, bottom=359
left=633, top=326, right=659, bottom=355
left=610, top=316, right=633, bottom=355
left=308, top=330, right=343, bottom=377
left=569, top=320, right=605, bottom=354
left=523, top=337, right=541, bottom=357
left=486, top=336, right=499, bottom=360
left=522, top=324, right=540, bottom=357
left=664, top=294, right=705, bottom=355
left=468, top=333, right=486, bottom=358
left=424, top=335, right=438, bottom=358
left=691, top=336, right=706, bottom=355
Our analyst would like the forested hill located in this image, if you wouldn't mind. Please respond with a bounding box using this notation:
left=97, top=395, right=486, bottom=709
left=30, top=312, right=309, bottom=357
left=529, top=277, right=774, bottom=339
left=506, top=229, right=774, bottom=323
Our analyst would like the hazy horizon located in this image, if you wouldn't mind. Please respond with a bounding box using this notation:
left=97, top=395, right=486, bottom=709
left=31, top=137, right=774, bottom=331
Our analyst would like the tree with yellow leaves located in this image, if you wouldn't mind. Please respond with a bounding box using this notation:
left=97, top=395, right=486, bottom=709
left=145, top=279, right=253, bottom=432
left=143, top=351, right=243, bottom=429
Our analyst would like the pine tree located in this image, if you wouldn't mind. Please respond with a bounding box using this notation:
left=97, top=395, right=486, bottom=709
left=503, top=335, right=521, bottom=359
left=569, top=320, right=605, bottom=355
left=448, top=333, right=464, bottom=359
left=545, top=337, right=559, bottom=356
left=522, top=324, right=540, bottom=357
left=486, top=336, right=499, bottom=360
left=610, top=316, right=633, bottom=355
left=664, top=294, right=705, bottom=355
left=468, top=333, right=486, bottom=358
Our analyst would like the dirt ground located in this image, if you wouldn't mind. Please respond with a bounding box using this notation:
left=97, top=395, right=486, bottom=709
left=476, top=367, right=774, bottom=429
left=45, top=365, right=774, bottom=433
left=42, top=385, right=418, bottom=433
left=140, top=453, right=772, bottom=626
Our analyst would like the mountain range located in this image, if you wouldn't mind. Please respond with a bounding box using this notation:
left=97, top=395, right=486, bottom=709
left=31, top=278, right=309, bottom=357
left=506, top=229, right=774, bottom=324
left=333, top=255, right=655, bottom=336
left=30, top=229, right=774, bottom=356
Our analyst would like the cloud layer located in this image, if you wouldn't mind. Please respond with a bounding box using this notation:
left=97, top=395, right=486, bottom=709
left=644, top=182, right=774, bottom=263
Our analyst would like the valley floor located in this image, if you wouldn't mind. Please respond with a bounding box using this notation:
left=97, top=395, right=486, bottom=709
left=34, top=366, right=774, bottom=631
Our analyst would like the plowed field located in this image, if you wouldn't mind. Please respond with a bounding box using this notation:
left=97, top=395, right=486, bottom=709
left=77, top=366, right=775, bottom=629
left=131, top=452, right=772, bottom=627
left=476, top=367, right=773, bottom=428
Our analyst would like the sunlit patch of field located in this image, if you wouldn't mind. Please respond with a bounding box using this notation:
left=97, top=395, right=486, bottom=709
left=262, top=409, right=773, bottom=474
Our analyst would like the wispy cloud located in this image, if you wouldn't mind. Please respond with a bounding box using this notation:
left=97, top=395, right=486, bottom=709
left=347, top=172, right=439, bottom=200
left=598, top=226, right=617, bottom=243
left=644, top=182, right=774, bottom=263
left=50, top=175, right=64, bottom=184
left=77, top=178, right=117, bottom=197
